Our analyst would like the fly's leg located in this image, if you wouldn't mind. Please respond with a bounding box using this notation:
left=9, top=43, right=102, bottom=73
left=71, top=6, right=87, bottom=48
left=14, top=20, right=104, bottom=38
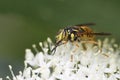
left=70, top=54, right=73, bottom=62
left=81, top=43, right=87, bottom=51
left=81, top=40, right=102, bottom=52
left=72, top=42, right=80, bottom=53
left=70, top=42, right=80, bottom=62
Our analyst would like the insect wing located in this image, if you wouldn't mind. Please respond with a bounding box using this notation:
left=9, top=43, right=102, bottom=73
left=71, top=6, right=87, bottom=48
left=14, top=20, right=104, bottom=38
left=92, top=32, right=111, bottom=35
left=75, top=23, right=95, bottom=26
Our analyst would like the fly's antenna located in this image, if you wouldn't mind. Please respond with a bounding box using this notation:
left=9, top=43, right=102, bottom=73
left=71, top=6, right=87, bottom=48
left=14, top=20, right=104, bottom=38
left=51, top=45, right=57, bottom=54
left=51, top=40, right=62, bottom=54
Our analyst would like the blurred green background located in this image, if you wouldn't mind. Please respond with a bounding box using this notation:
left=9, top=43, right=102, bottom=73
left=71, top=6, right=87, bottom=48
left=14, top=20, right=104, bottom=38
left=0, top=0, right=120, bottom=78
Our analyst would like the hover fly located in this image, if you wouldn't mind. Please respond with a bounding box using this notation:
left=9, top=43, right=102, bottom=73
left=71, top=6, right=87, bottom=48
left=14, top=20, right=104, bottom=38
left=51, top=23, right=111, bottom=53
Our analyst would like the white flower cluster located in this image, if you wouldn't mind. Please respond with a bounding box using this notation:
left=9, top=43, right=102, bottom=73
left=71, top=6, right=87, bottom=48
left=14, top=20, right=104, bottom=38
left=6, top=38, right=120, bottom=80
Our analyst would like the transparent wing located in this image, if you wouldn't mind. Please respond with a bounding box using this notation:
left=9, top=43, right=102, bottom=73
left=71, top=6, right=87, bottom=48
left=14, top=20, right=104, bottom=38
left=92, top=32, right=111, bottom=36
left=75, top=23, right=95, bottom=26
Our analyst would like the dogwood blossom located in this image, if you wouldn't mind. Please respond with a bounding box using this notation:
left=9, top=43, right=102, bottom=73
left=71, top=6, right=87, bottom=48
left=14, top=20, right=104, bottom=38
left=6, top=38, right=120, bottom=80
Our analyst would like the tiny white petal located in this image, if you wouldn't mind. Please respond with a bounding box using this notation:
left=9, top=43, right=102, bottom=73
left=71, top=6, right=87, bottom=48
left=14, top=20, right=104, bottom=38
left=47, top=37, right=52, bottom=44
left=25, top=49, right=34, bottom=61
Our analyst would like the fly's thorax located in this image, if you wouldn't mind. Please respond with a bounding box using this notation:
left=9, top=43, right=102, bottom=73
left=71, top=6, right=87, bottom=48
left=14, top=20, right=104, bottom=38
left=66, top=28, right=78, bottom=42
